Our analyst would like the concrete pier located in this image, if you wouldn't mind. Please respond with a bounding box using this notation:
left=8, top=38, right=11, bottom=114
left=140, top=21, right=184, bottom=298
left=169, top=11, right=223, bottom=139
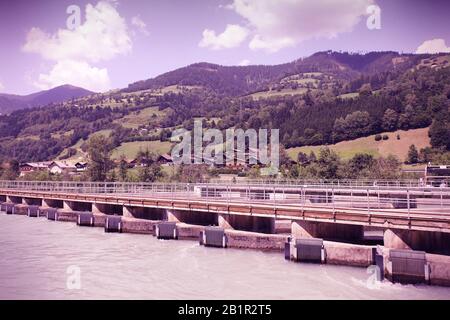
left=218, top=214, right=275, bottom=234
left=292, top=220, right=364, bottom=243
left=22, top=198, right=42, bottom=206
left=165, top=209, right=217, bottom=226
left=218, top=214, right=234, bottom=230
left=63, top=200, right=92, bottom=212
left=121, top=217, right=159, bottom=234
left=42, top=199, right=63, bottom=209
left=225, top=230, right=287, bottom=251
left=123, top=206, right=133, bottom=218
left=123, top=206, right=165, bottom=220
left=55, top=210, right=78, bottom=222
left=384, top=229, right=450, bottom=255
left=6, top=196, right=22, bottom=204
left=93, top=203, right=122, bottom=215
left=324, top=241, right=373, bottom=267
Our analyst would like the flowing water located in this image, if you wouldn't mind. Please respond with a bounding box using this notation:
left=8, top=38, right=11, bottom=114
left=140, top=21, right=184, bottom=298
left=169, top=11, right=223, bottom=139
left=0, top=214, right=449, bottom=300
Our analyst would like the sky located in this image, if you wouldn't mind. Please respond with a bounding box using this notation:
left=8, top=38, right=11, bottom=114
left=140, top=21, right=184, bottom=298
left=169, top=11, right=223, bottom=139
left=0, top=0, right=449, bottom=95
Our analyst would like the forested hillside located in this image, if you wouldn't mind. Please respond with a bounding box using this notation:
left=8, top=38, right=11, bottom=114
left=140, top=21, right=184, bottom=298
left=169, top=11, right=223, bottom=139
left=0, top=85, right=94, bottom=114
left=0, top=51, right=449, bottom=165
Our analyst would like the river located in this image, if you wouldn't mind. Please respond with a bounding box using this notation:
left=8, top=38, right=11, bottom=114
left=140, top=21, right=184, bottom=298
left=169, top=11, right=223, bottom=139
left=0, top=214, right=449, bottom=300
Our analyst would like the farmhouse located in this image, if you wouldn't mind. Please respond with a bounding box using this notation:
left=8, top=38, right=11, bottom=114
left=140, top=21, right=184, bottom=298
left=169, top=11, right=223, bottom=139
left=157, top=154, right=173, bottom=165
left=74, top=162, right=88, bottom=172
left=48, top=161, right=77, bottom=175
left=19, top=162, right=52, bottom=177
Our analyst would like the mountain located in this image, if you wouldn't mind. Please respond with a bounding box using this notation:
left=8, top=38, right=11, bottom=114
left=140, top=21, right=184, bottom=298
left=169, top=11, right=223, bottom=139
left=0, top=85, right=94, bottom=114
left=125, top=61, right=294, bottom=96
left=0, top=51, right=448, bottom=164
left=124, top=51, right=429, bottom=96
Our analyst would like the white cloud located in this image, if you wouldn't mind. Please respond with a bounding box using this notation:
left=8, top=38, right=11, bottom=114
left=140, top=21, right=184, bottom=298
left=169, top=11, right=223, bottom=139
left=34, top=59, right=110, bottom=92
left=249, top=35, right=295, bottom=53
left=238, top=59, right=251, bottom=66
left=227, top=0, right=374, bottom=52
left=23, top=1, right=131, bottom=63
left=131, top=15, right=149, bottom=36
left=23, top=1, right=132, bottom=92
left=0, top=81, right=4, bottom=92
left=199, top=24, right=249, bottom=50
left=416, top=39, right=450, bottom=54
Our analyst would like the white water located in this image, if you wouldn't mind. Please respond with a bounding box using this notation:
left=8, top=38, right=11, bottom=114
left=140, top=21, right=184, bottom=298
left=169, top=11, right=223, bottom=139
left=0, top=214, right=449, bottom=300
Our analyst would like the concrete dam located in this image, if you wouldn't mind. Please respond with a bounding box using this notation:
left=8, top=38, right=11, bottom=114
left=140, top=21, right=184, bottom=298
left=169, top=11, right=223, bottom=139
left=1, top=180, right=450, bottom=287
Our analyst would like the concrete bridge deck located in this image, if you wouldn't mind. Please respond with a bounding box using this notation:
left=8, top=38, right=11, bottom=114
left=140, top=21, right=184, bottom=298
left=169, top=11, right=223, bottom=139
left=1, top=186, right=449, bottom=234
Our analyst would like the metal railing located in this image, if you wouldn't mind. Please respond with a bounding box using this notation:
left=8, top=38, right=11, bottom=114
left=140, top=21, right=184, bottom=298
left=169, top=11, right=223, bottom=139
left=0, top=180, right=450, bottom=217
left=0, top=179, right=449, bottom=192
left=209, top=178, right=428, bottom=188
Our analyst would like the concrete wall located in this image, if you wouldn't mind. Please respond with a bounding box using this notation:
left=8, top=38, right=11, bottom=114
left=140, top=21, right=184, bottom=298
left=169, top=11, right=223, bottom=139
left=176, top=223, right=205, bottom=240
left=292, top=220, right=364, bottom=243
left=122, top=206, right=165, bottom=220
left=324, top=241, right=373, bottom=267
left=63, top=201, right=92, bottom=212
left=10, top=204, right=28, bottom=215
left=384, top=228, right=450, bottom=255
left=163, top=210, right=276, bottom=233
left=42, top=199, right=64, bottom=208
left=7, top=196, right=22, bottom=204
left=274, top=219, right=291, bottom=234
left=166, top=210, right=217, bottom=226
left=22, top=198, right=42, bottom=206
left=220, top=214, right=275, bottom=234
left=56, top=210, right=78, bottom=222
left=92, top=213, right=107, bottom=227
left=218, top=214, right=234, bottom=229
left=93, top=203, right=122, bottom=215
left=226, top=230, right=287, bottom=251
left=121, top=217, right=158, bottom=234
left=427, top=253, right=450, bottom=286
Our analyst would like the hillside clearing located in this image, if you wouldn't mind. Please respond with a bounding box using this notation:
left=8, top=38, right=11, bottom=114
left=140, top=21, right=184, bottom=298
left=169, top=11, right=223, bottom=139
left=111, top=140, right=173, bottom=160
left=115, top=106, right=167, bottom=129
left=248, top=88, right=309, bottom=100
left=338, top=92, right=359, bottom=100
left=287, top=127, right=431, bottom=162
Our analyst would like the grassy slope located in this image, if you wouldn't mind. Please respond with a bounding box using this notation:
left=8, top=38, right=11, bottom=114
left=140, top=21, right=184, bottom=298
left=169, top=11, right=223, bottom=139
left=111, top=140, right=173, bottom=160
left=115, top=106, right=166, bottom=129
left=337, top=92, right=359, bottom=100
left=287, top=127, right=431, bottom=162
left=56, top=138, right=85, bottom=161
left=56, top=129, right=112, bottom=161
left=248, top=88, right=309, bottom=100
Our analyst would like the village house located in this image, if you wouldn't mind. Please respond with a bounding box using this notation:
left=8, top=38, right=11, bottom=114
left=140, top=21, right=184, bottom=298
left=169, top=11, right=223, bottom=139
left=19, top=162, right=52, bottom=177
left=157, top=154, right=173, bottom=165
left=127, top=154, right=173, bottom=167
left=127, top=158, right=139, bottom=168
left=74, top=162, right=88, bottom=172
left=48, top=161, right=77, bottom=175
left=124, top=158, right=143, bottom=169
